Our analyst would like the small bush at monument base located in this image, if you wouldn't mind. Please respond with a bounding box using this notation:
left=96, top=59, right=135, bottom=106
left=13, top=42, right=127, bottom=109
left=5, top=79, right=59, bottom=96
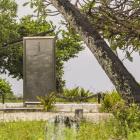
left=37, top=92, right=56, bottom=111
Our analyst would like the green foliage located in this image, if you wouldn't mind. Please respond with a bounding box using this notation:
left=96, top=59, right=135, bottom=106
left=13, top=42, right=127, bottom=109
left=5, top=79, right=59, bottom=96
left=0, top=0, right=18, bottom=45
left=1, top=119, right=140, bottom=140
left=37, top=92, right=56, bottom=111
left=2, top=44, right=23, bottom=79
left=28, top=0, right=140, bottom=60
left=100, top=90, right=140, bottom=138
left=78, top=121, right=116, bottom=140
left=46, top=118, right=140, bottom=140
left=19, top=16, right=53, bottom=37
left=100, top=90, right=124, bottom=112
left=0, top=121, right=46, bottom=140
left=78, top=119, right=140, bottom=140
left=128, top=131, right=140, bottom=140
left=56, top=30, right=83, bottom=91
left=0, top=78, right=14, bottom=98
left=0, top=16, right=53, bottom=79
left=0, top=0, right=19, bottom=77
left=113, top=103, right=140, bottom=134
left=62, top=87, right=93, bottom=102
left=83, top=0, right=140, bottom=60
left=24, top=0, right=47, bottom=21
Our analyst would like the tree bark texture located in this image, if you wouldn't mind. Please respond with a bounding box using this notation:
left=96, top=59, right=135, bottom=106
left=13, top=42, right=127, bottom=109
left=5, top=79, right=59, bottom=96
left=50, top=0, right=140, bottom=103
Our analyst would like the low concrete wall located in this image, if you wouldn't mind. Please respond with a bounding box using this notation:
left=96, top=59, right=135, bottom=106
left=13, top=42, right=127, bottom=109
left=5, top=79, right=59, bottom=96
left=0, top=103, right=101, bottom=113
left=0, top=112, right=112, bottom=122
left=55, top=103, right=101, bottom=113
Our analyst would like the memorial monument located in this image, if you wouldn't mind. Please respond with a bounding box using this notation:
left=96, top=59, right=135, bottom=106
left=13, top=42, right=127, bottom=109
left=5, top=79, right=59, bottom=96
left=23, top=37, right=56, bottom=102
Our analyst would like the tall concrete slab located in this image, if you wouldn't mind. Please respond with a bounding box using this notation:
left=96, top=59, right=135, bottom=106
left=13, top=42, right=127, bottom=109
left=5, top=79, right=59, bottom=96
left=23, top=37, right=56, bottom=102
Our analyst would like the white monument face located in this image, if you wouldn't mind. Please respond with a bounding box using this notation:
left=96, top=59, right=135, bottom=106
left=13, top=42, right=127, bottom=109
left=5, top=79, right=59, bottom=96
left=23, top=37, right=56, bottom=102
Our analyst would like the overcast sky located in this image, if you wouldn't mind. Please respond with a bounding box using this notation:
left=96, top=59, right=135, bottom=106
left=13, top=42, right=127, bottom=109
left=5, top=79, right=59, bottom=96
left=1, top=0, right=140, bottom=95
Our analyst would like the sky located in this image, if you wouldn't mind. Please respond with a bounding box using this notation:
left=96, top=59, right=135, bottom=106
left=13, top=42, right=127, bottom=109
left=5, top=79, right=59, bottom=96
left=1, top=0, right=140, bottom=95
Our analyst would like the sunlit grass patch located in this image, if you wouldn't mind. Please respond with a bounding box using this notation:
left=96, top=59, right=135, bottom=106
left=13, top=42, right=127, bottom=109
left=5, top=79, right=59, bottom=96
left=0, top=121, right=46, bottom=140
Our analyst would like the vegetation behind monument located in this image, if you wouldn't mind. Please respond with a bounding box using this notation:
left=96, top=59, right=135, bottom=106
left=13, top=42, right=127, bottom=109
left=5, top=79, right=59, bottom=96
left=0, top=0, right=83, bottom=92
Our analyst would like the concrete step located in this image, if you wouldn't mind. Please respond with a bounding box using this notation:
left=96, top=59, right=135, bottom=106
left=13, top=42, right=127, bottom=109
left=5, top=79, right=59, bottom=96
left=0, top=108, right=43, bottom=112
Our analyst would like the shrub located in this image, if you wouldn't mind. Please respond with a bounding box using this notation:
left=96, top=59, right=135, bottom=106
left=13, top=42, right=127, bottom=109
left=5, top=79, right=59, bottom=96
left=37, top=92, right=56, bottom=111
left=0, top=78, right=14, bottom=99
left=113, top=103, right=140, bottom=133
left=100, top=90, right=140, bottom=137
left=128, top=131, right=140, bottom=140
left=100, top=90, right=124, bottom=112
left=62, top=87, right=93, bottom=102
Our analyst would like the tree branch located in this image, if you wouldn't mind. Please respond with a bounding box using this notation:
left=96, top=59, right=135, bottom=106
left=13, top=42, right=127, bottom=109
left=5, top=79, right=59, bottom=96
left=2, top=29, right=54, bottom=47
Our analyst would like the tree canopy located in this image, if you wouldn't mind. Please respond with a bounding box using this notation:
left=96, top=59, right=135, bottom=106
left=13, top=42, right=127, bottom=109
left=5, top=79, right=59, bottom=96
left=0, top=78, right=14, bottom=98
left=0, top=1, right=83, bottom=91
left=0, top=0, right=18, bottom=45
left=82, top=0, right=140, bottom=61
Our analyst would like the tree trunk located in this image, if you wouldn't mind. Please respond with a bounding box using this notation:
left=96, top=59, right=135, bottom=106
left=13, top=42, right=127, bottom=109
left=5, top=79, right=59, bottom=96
left=50, top=0, right=140, bottom=103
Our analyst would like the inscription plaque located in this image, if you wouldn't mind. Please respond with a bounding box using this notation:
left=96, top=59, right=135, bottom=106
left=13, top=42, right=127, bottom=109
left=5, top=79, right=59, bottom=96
left=23, top=37, right=56, bottom=102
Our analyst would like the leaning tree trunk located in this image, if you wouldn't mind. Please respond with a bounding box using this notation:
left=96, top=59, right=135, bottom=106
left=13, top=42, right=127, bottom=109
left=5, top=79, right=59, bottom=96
left=50, top=0, right=140, bottom=103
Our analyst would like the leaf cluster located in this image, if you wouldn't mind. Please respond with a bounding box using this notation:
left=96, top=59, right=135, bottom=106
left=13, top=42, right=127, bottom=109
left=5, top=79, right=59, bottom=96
left=83, top=0, right=140, bottom=61
left=62, top=87, right=93, bottom=102
left=0, top=0, right=18, bottom=45
left=100, top=90, right=123, bottom=112
left=56, top=30, right=83, bottom=91
left=101, top=90, right=140, bottom=137
left=0, top=78, right=14, bottom=98
left=37, top=92, right=56, bottom=111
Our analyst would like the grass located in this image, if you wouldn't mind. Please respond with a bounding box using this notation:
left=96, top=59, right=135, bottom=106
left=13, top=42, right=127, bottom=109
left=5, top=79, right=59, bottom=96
left=0, top=121, right=46, bottom=140
left=1, top=119, right=140, bottom=140
left=80, top=120, right=140, bottom=140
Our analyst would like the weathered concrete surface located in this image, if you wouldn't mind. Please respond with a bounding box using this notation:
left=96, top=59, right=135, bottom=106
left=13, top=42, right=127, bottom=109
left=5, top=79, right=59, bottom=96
left=0, top=103, right=101, bottom=113
left=0, top=112, right=112, bottom=122
left=0, top=103, right=112, bottom=122
left=23, top=37, right=56, bottom=102
left=0, top=103, right=23, bottom=108
left=55, top=103, right=101, bottom=113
